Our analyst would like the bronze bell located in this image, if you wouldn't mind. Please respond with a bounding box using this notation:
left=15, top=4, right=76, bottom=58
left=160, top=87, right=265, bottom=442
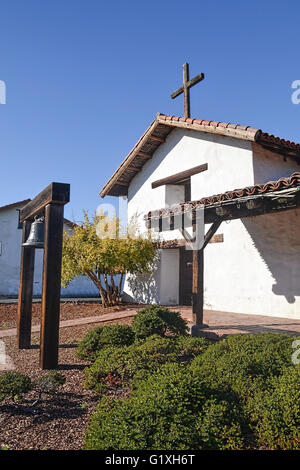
left=23, top=216, right=45, bottom=248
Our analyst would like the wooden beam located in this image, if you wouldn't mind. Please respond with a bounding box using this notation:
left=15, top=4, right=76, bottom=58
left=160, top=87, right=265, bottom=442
left=204, top=189, right=300, bottom=224
left=202, top=217, right=223, bottom=250
left=215, top=206, right=229, bottom=217
left=171, top=73, right=205, bottom=99
left=153, top=234, right=223, bottom=249
left=210, top=233, right=223, bottom=244
left=152, top=188, right=300, bottom=227
left=20, top=182, right=70, bottom=223
left=152, top=163, right=208, bottom=189
left=107, top=184, right=128, bottom=197
left=149, top=135, right=165, bottom=143
left=137, top=151, right=152, bottom=159
left=40, top=203, right=64, bottom=369
left=125, top=167, right=139, bottom=173
left=17, top=221, right=35, bottom=349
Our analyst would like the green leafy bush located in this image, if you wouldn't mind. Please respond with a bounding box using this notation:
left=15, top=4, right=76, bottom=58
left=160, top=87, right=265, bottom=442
left=77, top=324, right=135, bottom=361
left=175, top=335, right=209, bottom=359
left=189, top=333, right=295, bottom=400
left=249, top=365, right=300, bottom=450
left=84, top=335, right=179, bottom=392
left=84, top=332, right=300, bottom=450
left=85, top=363, right=246, bottom=450
left=132, top=305, right=188, bottom=339
left=0, top=372, right=33, bottom=402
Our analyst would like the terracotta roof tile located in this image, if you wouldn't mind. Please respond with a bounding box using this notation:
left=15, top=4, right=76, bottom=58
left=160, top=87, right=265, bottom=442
left=148, top=172, right=300, bottom=218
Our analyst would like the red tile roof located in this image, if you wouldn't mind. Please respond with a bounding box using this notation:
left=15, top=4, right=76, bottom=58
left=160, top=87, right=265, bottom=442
left=192, top=171, right=300, bottom=207
left=157, top=114, right=259, bottom=137
left=100, top=113, right=300, bottom=198
left=148, top=172, right=300, bottom=218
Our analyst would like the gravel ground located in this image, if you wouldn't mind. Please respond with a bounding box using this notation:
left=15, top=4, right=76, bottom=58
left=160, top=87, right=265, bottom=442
left=0, top=302, right=128, bottom=330
left=0, top=316, right=133, bottom=450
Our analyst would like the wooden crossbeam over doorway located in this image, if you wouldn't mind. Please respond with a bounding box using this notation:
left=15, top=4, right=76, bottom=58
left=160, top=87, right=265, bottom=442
left=151, top=164, right=208, bottom=189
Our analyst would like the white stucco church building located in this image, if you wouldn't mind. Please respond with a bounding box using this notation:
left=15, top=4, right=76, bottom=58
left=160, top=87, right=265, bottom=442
left=100, top=112, right=300, bottom=321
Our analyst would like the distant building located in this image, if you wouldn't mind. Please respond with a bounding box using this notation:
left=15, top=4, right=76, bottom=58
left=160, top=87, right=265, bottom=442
left=0, top=199, right=99, bottom=297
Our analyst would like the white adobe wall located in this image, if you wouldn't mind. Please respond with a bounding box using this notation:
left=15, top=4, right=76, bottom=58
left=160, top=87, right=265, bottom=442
left=0, top=208, right=23, bottom=296
left=124, top=127, right=300, bottom=319
left=0, top=208, right=99, bottom=297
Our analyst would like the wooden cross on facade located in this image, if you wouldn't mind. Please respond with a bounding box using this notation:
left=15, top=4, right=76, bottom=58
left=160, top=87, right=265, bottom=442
left=171, top=63, right=205, bottom=118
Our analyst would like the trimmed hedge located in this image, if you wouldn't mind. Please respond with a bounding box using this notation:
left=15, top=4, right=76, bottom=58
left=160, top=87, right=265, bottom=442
left=85, top=363, right=246, bottom=450
left=0, top=372, right=33, bottom=402
left=84, top=335, right=179, bottom=392
left=83, top=335, right=210, bottom=393
left=77, top=324, right=135, bottom=361
left=248, top=365, right=300, bottom=450
left=189, top=333, right=296, bottom=400
left=132, top=305, right=188, bottom=339
left=84, top=332, right=300, bottom=450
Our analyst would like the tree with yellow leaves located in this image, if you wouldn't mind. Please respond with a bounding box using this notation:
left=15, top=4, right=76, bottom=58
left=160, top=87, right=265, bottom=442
left=61, top=212, right=157, bottom=307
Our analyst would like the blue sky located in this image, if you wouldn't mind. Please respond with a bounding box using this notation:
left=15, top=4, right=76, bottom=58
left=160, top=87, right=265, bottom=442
left=0, top=0, right=299, bottom=221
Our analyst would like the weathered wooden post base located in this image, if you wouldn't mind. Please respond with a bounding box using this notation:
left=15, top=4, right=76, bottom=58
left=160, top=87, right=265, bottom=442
left=189, top=323, right=209, bottom=337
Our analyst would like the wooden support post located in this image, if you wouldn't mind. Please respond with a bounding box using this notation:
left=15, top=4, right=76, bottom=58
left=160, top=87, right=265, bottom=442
left=40, top=204, right=64, bottom=369
left=192, top=217, right=223, bottom=326
left=17, top=220, right=35, bottom=349
left=192, top=248, right=204, bottom=325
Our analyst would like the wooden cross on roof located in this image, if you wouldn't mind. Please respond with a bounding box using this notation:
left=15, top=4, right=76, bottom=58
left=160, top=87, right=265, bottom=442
left=171, top=63, right=205, bottom=118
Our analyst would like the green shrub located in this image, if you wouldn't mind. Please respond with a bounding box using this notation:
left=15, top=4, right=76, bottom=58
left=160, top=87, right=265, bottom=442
left=249, top=365, right=300, bottom=450
left=84, top=335, right=180, bottom=392
left=85, top=363, right=246, bottom=450
left=0, top=372, right=33, bottom=402
left=132, top=305, right=188, bottom=339
left=190, top=333, right=295, bottom=401
left=174, top=335, right=209, bottom=359
left=77, top=324, right=135, bottom=361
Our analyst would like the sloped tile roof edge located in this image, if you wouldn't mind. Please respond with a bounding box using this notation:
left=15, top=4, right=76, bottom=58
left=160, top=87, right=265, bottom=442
left=100, top=113, right=300, bottom=198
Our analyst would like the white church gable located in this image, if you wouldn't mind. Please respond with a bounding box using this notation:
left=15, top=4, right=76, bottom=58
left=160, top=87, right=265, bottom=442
left=102, top=114, right=300, bottom=320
